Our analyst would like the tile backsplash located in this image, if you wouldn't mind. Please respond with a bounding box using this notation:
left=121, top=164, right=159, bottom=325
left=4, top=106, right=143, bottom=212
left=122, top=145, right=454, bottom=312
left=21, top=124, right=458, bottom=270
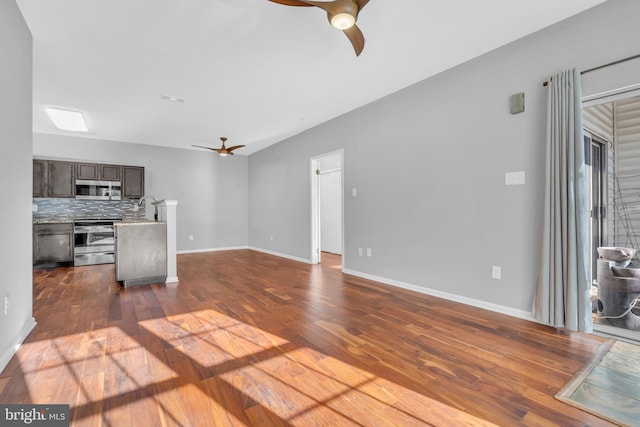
left=33, top=198, right=147, bottom=221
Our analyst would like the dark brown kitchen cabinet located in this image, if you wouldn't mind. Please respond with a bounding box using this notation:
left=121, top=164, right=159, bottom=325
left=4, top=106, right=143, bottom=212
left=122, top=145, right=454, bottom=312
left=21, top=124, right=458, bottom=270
left=34, top=159, right=143, bottom=198
left=33, top=159, right=48, bottom=197
left=100, top=164, right=121, bottom=181
left=33, top=159, right=76, bottom=198
left=76, top=162, right=121, bottom=181
left=33, top=223, right=74, bottom=265
left=48, top=161, right=76, bottom=198
left=76, top=162, right=99, bottom=180
left=122, top=166, right=144, bottom=199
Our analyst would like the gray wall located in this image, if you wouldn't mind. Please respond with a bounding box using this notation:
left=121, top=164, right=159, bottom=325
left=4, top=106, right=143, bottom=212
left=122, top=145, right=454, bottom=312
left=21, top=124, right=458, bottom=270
left=33, top=134, right=248, bottom=252
left=249, top=0, right=640, bottom=316
left=0, top=1, right=34, bottom=371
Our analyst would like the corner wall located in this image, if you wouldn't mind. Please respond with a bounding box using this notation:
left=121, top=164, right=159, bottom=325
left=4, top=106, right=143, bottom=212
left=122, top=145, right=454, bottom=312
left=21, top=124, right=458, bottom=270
left=0, top=0, right=35, bottom=372
left=248, top=0, right=640, bottom=316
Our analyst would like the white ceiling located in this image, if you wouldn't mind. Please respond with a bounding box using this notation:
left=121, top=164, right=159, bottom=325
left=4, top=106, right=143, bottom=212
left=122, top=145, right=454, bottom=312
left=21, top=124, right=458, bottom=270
left=17, top=0, right=605, bottom=155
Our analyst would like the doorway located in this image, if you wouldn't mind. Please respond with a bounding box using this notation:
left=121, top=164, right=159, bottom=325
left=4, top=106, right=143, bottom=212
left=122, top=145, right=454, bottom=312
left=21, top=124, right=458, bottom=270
left=310, top=150, right=344, bottom=266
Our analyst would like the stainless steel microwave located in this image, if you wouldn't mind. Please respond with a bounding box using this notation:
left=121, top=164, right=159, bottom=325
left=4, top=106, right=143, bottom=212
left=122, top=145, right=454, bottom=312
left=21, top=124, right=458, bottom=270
left=75, top=180, right=122, bottom=200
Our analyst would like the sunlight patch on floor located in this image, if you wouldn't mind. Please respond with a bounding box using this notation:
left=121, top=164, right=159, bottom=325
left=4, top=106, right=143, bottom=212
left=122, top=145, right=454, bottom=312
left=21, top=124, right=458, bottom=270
left=15, top=308, right=497, bottom=426
left=17, top=328, right=177, bottom=404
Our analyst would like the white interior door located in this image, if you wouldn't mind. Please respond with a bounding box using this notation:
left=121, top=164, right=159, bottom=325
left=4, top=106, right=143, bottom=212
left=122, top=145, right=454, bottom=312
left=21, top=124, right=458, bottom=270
left=319, top=170, right=342, bottom=254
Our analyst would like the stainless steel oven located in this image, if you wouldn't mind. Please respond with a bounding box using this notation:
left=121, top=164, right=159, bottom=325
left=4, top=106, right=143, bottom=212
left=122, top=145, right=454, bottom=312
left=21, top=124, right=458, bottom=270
left=74, top=219, right=121, bottom=266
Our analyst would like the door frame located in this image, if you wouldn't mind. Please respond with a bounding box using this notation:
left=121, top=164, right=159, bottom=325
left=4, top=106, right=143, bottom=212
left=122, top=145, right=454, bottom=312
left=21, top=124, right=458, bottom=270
left=309, top=149, right=344, bottom=265
left=584, top=129, right=608, bottom=284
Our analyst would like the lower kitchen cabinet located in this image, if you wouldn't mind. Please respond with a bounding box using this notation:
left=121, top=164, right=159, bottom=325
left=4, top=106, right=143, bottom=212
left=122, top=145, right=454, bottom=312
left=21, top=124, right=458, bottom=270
left=33, top=223, right=74, bottom=265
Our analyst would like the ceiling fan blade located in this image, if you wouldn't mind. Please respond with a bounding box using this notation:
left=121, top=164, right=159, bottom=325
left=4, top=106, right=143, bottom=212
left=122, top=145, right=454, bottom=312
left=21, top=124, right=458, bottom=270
left=227, top=145, right=246, bottom=152
left=343, top=24, right=365, bottom=56
left=354, top=0, right=369, bottom=11
left=272, top=0, right=346, bottom=15
left=192, top=145, right=218, bottom=151
left=267, top=0, right=314, bottom=7
left=304, top=1, right=343, bottom=15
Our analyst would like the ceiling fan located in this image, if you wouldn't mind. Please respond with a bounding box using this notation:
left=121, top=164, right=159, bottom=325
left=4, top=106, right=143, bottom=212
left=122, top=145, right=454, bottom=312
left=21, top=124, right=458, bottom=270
left=268, top=0, right=369, bottom=56
left=192, top=137, right=245, bottom=156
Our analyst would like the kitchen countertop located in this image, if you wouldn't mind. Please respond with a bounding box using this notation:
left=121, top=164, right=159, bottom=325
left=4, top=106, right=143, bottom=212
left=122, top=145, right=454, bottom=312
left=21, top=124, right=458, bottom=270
left=33, top=218, right=74, bottom=224
left=118, top=220, right=166, bottom=224
left=33, top=217, right=157, bottom=224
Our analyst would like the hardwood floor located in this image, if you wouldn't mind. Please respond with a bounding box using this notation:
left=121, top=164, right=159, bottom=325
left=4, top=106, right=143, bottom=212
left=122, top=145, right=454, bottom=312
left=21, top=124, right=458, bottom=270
left=1, top=250, right=615, bottom=426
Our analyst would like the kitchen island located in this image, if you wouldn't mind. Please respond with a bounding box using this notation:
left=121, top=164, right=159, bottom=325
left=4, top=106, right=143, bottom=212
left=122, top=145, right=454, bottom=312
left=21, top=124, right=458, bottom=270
left=115, top=221, right=167, bottom=287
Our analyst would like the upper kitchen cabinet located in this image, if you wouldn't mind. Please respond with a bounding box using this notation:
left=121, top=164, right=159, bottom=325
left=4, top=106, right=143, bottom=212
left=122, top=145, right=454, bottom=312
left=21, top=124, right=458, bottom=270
left=48, top=161, right=76, bottom=198
left=100, top=164, right=121, bottom=181
left=76, top=162, right=99, bottom=180
left=33, top=159, right=75, bottom=198
left=76, top=162, right=121, bottom=181
left=33, top=159, right=48, bottom=197
left=34, top=159, right=144, bottom=198
left=122, top=166, right=144, bottom=199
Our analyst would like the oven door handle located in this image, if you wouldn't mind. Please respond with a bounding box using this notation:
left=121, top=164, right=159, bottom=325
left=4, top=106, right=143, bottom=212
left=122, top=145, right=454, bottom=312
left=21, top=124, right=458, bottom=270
left=74, top=226, right=114, bottom=233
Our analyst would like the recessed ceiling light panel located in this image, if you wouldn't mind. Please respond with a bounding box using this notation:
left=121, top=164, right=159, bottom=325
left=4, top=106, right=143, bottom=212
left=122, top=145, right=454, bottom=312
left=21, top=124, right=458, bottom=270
left=45, top=107, right=88, bottom=132
left=160, top=95, right=185, bottom=103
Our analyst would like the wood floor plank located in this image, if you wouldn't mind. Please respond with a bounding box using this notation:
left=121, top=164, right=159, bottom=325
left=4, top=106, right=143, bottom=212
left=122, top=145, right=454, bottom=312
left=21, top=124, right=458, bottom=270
left=0, top=250, right=619, bottom=426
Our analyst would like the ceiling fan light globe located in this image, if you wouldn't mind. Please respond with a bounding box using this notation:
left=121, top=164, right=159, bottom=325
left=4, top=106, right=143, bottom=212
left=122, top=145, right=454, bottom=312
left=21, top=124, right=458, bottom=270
left=331, top=12, right=355, bottom=30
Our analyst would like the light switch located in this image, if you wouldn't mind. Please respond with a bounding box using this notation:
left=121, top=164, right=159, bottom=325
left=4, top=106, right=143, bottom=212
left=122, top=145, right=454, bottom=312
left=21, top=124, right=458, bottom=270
left=352, top=187, right=358, bottom=197
left=505, top=171, right=525, bottom=186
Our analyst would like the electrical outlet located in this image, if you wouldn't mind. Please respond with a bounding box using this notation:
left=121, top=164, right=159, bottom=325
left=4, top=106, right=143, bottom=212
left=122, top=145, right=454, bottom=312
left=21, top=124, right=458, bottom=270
left=358, top=248, right=363, bottom=256
left=4, top=295, right=9, bottom=316
left=492, top=266, right=502, bottom=280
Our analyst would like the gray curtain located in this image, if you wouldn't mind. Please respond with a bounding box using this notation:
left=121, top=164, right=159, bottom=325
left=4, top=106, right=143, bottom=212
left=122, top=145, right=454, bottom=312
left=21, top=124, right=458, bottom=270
left=533, top=68, right=592, bottom=333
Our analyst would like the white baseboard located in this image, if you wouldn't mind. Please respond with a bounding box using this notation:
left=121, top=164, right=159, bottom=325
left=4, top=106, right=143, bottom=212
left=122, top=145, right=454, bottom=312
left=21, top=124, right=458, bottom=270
left=0, top=317, right=36, bottom=374
left=248, top=246, right=312, bottom=264
left=177, top=246, right=248, bottom=255
left=342, top=268, right=535, bottom=322
left=177, top=245, right=312, bottom=265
